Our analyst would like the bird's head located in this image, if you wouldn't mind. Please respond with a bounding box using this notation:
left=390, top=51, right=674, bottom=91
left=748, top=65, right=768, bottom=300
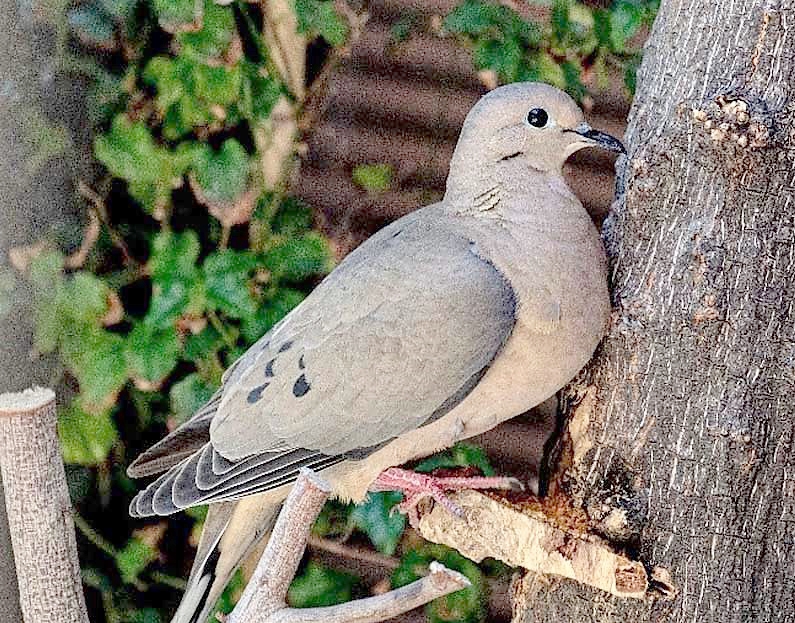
left=451, top=82, right=625, bottom=176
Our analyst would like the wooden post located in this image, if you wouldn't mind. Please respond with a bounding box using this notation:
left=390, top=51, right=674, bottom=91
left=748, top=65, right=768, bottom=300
left=0, top=470, right=24, bottom=620
left=0, top=387, right=89, bottom=623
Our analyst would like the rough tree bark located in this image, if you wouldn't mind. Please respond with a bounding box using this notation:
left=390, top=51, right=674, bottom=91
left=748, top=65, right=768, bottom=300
left=512, top=1, right=795, bottom=622
left=0, top=471, right=23, bottom=621
left=0, top=388, right=89, bottom=623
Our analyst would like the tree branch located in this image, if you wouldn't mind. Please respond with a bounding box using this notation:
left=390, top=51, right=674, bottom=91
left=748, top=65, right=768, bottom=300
left=0, top=387, right=90, bottom=623
left=415, top=490, right=673, bottom=601
left=225, top=468, right=470, bottom=623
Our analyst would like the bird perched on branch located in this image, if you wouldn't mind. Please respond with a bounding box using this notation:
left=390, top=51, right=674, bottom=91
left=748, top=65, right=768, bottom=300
left=128, top=82, right=624, bottom=623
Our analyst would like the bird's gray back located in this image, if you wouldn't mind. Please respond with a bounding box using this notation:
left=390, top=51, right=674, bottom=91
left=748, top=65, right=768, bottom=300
left=209, top=205, right=517, bottom=460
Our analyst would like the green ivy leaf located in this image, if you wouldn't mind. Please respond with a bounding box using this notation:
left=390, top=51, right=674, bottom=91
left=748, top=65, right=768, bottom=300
left=288, top=561, right=358, bottom=608
left=551, top=0, right=571, bottom=43
left=415, top=443, right=495, bottom=476
left=393, top=544, right=486, bottom=623
left=185, top=505, right=208, bottom=522
left=30, top=268, right=121, bottom=401
left=144, top=54, right=241, bottom=137
left=88, top=68, right=126, bottom=125
left=191, top=139, right=250, bottom=204
left=352, top=163, right=393, bottom=193
left=182, top=325, right=223, bottom=360
left=34, top=296, right=61, bottom=353
left=194, top=63, right=242, bottom=106
left=30, top=253, right=66, bottom=353
left=609, top=1, right=642, bottom=52
left=349, top=492, right=406, bottom=556
left=177, top=1, right=236, bottom=58
left=240, top=65, right=282, bottom=122
left=61, top=327, right=127, bottom=412
left=312, top=500, right=353, bottom=539
left=524, top=52, right=566, bottom=90
left=170, top=373, right=216, bottom=424
left=593, top=8, right=612, bottom=49
left=116, top=536, right=158, bottom=585
left=65, top=272, right=112, bottom=324
left=146, top=231, right=203, bottom=327
left=271, top=198, right=314, bottom=237
left=624, top=53, right=640, bottom=93
left=444, top=1, right=540, bottom=83
left=568, top=2, right=596, bottom=44
left=262, top=233, right=331, bottom=282
left=152, top=0, right=196, bottom=32
left=95, top=115, right=185, bottom=212
left=58, top=405, right=119, bottom=466
left=561, top=60, right=586, bottom=101
left=202, top=250, right=259, bottom=319
left=444, top=0, right=507, bottom=36
left=473, top=37, right=523, bottom=82
left=294, top=0, right=348, bottom=46
left=149, top=230, right=201, bottom=281
left=216, top=569, right=245, bottom=616
left=143, top=56, right=187, bottom=112
left=125, top=323, right=181, bottom=383
left=95, top=115, right=168, bottom=185
left=147, top=280, right=190, bottom=328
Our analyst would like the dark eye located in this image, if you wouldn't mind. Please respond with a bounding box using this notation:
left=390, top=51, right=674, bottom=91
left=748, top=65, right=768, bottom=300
left=527, top=108, right=549, bottom=128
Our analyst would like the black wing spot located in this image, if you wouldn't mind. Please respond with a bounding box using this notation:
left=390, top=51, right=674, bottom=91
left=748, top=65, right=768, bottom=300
left=298, top=354, right=305, bottom=370
left=247, top=383, right=270, bottom=404
left=279, top=341, right=294, bottom=353
left=264, top=358, right=276, bottom=377
left=292, top=374, right=311, bottom=398
left=391, top=229, right=403, bottom=239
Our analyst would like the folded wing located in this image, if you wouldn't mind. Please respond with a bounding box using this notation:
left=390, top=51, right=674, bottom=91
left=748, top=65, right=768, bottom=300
left=129, top=206, right=517, bottom=516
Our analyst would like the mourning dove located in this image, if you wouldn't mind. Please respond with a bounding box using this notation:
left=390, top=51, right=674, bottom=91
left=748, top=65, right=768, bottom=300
left=128, top=82, right=624, bottom=623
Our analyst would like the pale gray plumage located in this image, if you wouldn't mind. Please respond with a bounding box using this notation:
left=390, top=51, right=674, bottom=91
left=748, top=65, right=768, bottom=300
left=127, top=82, right=622, bottom=623
left=129, top=208, right=517, bottom=515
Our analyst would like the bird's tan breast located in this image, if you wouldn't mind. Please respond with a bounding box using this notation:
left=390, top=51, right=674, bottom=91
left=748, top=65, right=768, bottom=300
left=454, top=215, right=609, bottom=432
left=326, top=212, right=609, bottom=504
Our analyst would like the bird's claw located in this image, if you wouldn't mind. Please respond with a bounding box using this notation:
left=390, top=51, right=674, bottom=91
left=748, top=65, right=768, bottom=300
left=372, top=467, right=522, bottom=528
left=396, top=491, right=465, bottom=528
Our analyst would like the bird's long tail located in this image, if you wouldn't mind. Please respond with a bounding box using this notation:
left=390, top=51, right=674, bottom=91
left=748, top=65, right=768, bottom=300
left=171, top=494, right=282, bottom=623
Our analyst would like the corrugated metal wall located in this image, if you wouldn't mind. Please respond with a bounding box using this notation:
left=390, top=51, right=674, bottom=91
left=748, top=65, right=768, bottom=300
left=293, top=0, right=630, bottom=254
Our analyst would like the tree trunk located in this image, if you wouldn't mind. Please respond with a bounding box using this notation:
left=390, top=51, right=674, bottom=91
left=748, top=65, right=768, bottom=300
left=516, top=1, right=795, bottom=621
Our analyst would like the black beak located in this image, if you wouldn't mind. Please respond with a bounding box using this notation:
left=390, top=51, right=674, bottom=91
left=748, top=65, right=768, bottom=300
left=567, top=123, right=626, bottom=154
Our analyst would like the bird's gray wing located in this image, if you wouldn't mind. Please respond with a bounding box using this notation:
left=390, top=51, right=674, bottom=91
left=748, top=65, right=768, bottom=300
left=212, top=206, right=517, bottom=458
left=127, top=391, right=221, bottom=478
left=130, top=205, right=517, bottom=515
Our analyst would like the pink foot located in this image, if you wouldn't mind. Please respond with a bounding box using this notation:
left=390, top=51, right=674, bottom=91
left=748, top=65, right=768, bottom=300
left=370, top=467, right=524, bottom=528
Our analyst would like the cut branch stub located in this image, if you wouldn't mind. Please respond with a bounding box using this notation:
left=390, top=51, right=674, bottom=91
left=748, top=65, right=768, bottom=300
left=416, top=490, right=671, bottom=601
left=0, top=387, right=90, bottom=623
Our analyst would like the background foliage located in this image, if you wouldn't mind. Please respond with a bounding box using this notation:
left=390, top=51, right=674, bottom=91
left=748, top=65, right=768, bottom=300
left=1, top=0, right=655, bottom=621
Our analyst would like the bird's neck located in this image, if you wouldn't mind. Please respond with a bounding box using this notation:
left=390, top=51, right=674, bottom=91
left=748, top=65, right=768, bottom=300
left=443, top=157, right=585, bottom=229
